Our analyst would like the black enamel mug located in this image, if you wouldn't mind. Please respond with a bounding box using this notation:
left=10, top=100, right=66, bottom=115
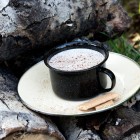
left=44, top=40, right=116, bottom=100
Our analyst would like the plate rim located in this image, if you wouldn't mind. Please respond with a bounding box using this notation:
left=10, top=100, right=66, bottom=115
left=17, top=52, right=140, bottom=116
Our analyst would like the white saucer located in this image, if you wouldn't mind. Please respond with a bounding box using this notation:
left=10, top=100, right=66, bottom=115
left=18, top=52, right=140, bottom=116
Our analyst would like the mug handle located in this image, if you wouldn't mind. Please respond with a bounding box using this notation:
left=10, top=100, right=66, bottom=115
left=97, top=67, right=116, bottom=92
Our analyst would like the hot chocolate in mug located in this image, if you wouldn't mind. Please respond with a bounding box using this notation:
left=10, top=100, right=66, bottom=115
left=44, top=40, right=116, bottom=100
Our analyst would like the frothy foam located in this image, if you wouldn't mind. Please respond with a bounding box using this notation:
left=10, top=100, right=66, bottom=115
left=48, top=48, right=104, bottom=71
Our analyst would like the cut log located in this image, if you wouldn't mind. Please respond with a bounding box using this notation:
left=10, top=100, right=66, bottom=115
left=4, top=133, right=59, bottom=140
left=53, top=110, right=112, bottom=140
left=0, top=0, right=130, bottom=60
left=56, top=117, right=101, bottom=140
left=0, top=68, right=65, bottom=140
left=52, top=104, right=140, bottom=140
left=102, top=106, right=140, bottom=140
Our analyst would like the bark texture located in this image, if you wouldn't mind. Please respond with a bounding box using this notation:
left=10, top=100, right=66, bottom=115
left=0, top=0, right=130, bottom=60
left=102, top=107, right=140, bottom=140
left=54, top=111, right=112, bottom=140
left=54, top=105, right=140, bottom=140
left=57, top=117, right=102, bottom=140
left=0, top=68, right=65, bottom=140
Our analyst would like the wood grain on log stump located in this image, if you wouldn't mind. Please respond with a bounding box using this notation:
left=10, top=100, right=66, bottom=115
left=4, top=133, right=59, bottom=140
left=0, top=68, right=65, bottom=140
left=0, top=0, right=130, bottom=60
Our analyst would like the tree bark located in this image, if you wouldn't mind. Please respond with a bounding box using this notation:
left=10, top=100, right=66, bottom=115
left=53, top=111, right=112, bottom=140
left=102, top=106, right=140, bottom=140
left=0, top=0, right=130, bottom=60
left=57, top=117, right=102, bottom=140
left=52, top=102, right=140, bottom=140
left=0, top=68, right=65, bottom=140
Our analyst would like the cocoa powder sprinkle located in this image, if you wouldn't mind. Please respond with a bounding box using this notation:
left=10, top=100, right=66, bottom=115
left=49, top=49, right=104, bottom=71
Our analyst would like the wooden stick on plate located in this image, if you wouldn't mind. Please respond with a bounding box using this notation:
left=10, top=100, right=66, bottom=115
left=79, top=92, right=119, bottom=111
